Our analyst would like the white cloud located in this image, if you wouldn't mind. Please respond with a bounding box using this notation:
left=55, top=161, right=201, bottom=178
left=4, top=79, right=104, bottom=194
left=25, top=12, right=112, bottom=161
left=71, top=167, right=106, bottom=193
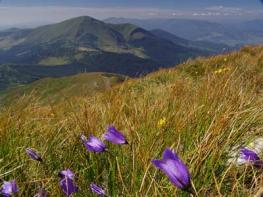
left=206, top=6, right=242, bottom=12
left=204, top=6, right=244, bottom=15
left=171, top=12, right=184, bottom=16
left=189, top=6, right=263, bottom=18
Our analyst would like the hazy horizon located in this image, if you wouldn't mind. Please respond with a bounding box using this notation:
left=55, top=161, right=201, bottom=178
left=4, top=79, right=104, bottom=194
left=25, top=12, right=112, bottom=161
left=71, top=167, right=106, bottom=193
left=0, top=0, right=263, bottom=29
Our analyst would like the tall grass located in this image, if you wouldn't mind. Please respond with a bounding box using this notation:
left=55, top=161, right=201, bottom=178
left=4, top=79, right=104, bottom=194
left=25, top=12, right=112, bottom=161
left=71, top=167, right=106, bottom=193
left=0, top=46, right=263, bottom=196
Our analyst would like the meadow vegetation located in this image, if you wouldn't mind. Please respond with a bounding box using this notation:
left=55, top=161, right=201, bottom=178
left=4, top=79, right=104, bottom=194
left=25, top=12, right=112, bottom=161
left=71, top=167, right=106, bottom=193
left=0, top=45, right=263, bottom=196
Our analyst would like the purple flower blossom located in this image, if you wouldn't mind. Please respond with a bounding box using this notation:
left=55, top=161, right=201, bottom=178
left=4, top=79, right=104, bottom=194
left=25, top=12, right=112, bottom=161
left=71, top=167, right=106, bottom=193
left=33, top=189, right=47, bottom=197
left=59, top=177, right=78, bottom=196
left=239, top=148, right=263, bottom=168
left=59, top=169, right=78, bottom=196
left=0, top=180, right=19, bottom=197
left=26, top=148, right=43, bottom=162
left=152, top=148, right=191, bottom=190
left=240, top=148, right=260, bottom=161
left=90, top=183, right=106, bottom=196
left=103, top=125, right=128, bottom=145
left=59, top=169, right=75, bottom=180
left=82, top=134, right=106, bottom=153
left=59, top=178, right=78, bottom=196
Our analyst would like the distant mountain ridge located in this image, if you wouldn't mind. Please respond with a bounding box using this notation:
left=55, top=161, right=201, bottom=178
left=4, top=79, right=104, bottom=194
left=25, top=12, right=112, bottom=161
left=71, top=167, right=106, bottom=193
left=0, top=16, right=205, bottom=66
left=105, top=18, right=263, bottom=46
left=150, top=29, right=231, bottom=53
left=0, top=16, right=213, bottom=90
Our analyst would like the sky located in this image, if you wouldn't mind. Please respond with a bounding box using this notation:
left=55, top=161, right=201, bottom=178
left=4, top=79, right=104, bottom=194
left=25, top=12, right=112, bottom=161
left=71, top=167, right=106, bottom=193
left=0, top=0, right=263, bottom=28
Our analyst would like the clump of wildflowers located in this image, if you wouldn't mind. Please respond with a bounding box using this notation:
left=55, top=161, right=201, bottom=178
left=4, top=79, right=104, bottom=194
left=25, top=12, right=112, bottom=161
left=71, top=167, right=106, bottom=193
left=214, top=67, right=230, bottom=74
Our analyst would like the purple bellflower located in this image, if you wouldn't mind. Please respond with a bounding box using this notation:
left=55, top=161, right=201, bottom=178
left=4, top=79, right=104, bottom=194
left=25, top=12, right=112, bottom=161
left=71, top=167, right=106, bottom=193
left=26, top=148, right=43, bottom=162
left=81, top=134, right=106, bottom=153
left=59, top=178, right=78, bottom=196
left=240, top=148, right=263, bottom=168
left=90, top=183, right=106, bottom=196
left=59, top=169, right=75, bottom=180
left=152, top=148, right=191, bottom=191
left=103, top=125, right=128, bottom=145
left=240, top=148, right=260, bottom=161
left=0, top=180, right=19, bottom=197
left=59, top=169, right=78, bottom=196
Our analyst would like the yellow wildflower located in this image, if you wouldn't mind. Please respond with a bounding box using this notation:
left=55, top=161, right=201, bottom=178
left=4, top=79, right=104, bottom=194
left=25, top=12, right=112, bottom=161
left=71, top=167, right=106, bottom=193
left=214, top=68, right=223, bottom=74
left=214, top=67, right=230, bottom=74
left=158, top=117, right=167, bottom=128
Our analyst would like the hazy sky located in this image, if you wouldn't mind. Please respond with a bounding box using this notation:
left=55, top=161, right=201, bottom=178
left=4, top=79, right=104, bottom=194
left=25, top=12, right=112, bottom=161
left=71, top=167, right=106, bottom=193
left=0, top=0, right=263, bottom=27
left=1, top=0, right=262, bottom=8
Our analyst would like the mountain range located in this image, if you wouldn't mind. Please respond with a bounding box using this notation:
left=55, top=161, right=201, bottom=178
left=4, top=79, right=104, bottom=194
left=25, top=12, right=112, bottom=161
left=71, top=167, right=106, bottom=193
left=0, top=16, right=223, bottom=90
left=0, top=16, right=254, bottom=91
left=0, top=16, right=213, bottom=68
left=105, top=18, right=263, bottom=46
left=150, top=29, right=230, bottom=53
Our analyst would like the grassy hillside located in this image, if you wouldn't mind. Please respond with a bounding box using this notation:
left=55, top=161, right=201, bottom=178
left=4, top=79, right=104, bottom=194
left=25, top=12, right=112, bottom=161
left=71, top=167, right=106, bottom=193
left=0, top=72, right=126, bottom=105
left=0, top=46, right=262, bottom=196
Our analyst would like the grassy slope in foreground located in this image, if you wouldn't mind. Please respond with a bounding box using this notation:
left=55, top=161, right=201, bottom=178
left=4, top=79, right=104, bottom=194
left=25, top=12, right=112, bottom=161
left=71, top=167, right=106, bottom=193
left=0, top=72, right=126, bottom=105
left=0, top=46, right=263, bottom=196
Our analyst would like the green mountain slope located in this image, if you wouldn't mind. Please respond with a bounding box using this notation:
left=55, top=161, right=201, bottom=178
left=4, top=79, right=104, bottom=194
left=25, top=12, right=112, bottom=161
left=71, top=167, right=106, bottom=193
left=0, top=16, right=206, bottom=66
left=0, top=72, right=126, bottom=105
left=0, top=46, right=262, bottom=196
left=0, top=16, right=208, bottom=91
left=23, top=16, right=126, bottom=49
